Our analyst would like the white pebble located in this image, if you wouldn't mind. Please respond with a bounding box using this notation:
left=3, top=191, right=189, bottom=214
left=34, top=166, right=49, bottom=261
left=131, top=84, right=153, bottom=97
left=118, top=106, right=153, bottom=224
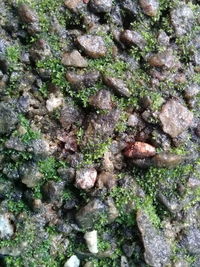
left=64, top=255, right=80, bottom=267
left=84, top=230, right=98, bottom=254
left=46, top=93, right=63, bottom=112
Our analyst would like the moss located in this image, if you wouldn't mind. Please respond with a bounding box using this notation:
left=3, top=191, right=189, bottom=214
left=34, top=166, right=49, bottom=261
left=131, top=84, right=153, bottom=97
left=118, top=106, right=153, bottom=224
left=6, top=45, right=21, bottom=65
left=38, top=157, right=62, bottom=181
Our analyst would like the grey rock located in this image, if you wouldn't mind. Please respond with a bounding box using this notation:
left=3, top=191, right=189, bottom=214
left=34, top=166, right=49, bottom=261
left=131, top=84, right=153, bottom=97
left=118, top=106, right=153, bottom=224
left=171, top=5, right=194, bottom=37
left=137, top=210, right=171, bottom=267
left=60, top=102, right=84, bottom=129
left=184, top=84, right=200, bottom=100
left=20, top=161, right=42, bottom=188
left=181, top=228, right=200, bottom=255
left=157, top=30, right=170, bottom=46
left=0, top=214, right=14, bottom=240
left=120, top=30, right=146, bottom=49
left=139, top=0, right=159, bottom=17
left=121, top=0, right=139, bottom=16
left=103, top=76, right=131, bottom=97
left=18, top=4, right=38, bottom=23
left=5, top=136, right=26, bottom=152
left=62, top=50, right=88, bottom=68
left=89, top=89, right=113, bottom=110
left=90, top=0, right=112, bottom=13
left=28, top=138, right=50, bottom=158
left=76, top=199, right=108, bottom=229
left=152, top=153, right=184, bottom=168
left=57, top=167, right=75, bottom=184
left=30, top=39, right=51, bottom=63
left=77, top=35, right=107, bottom=58
left=159, top=99, right=193, bottom=138
left=42, top=181, right=66, bottom=202
left=64, top=255, right=80, bottom=267
left=121, top=256, right=129, bottom=267
left=0, top=102, right=18, bottom=135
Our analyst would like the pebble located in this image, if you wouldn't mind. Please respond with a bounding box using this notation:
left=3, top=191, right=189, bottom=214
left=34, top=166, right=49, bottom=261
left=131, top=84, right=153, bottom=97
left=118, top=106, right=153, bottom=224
left=84, top=230, right=98, bottom=254
left=75, top=168, right=97, bottom=190
left=123, top=142, right=156, bottom=158
left=139, top=0, right=159, bottom=17
left=64, top=255, right=80, bottom=267
left=0, top=214, right=14, bottom=240
left=61, top=50, right=88, bottom=68
left=103, top=76, right=131, bottom=97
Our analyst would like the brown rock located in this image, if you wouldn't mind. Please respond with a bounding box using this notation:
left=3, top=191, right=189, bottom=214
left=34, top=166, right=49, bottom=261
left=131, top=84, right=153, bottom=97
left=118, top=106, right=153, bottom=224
left=159, top=99, right=193, bottom=138
left=120, top=30, right=146, bottom=49
left=66, top=71, right=100, bottom=88
left=64, top=0, right=85, bottom=13
left=96, top=171, right=116, bottom=189
left=103, top=76, right=131, bottom=97
left=152, top=153, right=183, bottom=168
left=148, top=50, right=177, bottom=69
left=77, top=35, right=107, bottom=58
left=123, top=142, right=156, bottom=158
left=89, top=89, right=112, bottom=110
left=62, top=50, right=88, bottom=67
left=139, top=0, right=159, bottom=17
left=18, top=4, right=38, bottom=23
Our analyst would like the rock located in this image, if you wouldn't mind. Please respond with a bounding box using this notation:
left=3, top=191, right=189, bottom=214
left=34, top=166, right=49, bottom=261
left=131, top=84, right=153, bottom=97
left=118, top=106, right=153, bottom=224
left=64, top=0, right=86, bottom=13
left=20, top=161, right=42, bottom=188
left=42, top=181, right=65, bottom=202
left=0, top=214, right=14, bottom=239
left=120, top=30, right=146, bottom=49
left=5, top=136, right=26, bottom=152
left=152, top=153, right=183, bottom=168
left=64, top=255, right=80, bottom=267
left=77, top=35, right=107, bottom=58
left=60, top=101, right=84, bottom=130
left=84, top=109, right=121, bottom=144
left=62, top=50, right=88, bottom=68
left=76, top=198, right=107, bottom=229
left=103, top=76, right=131, bottom=97
left=137, top=210, right=171, bottom=267
left=157, top=30, right=170, bottom=47
left=173, top=259, right=189, bottom=267
left=121, top=0, right=139, bottom=17
left=84, top=230, right=98, bottom=253
left=28, top=138, right=50, bottom=158
left=18, top=4, right=38, bottom=23
left=181, top=228, right=200, bottom=255
left=96, top=171, right=116, bottom=189
left=105, top=197, right=119, bottom=222
left=30, top=39, right=51, bottom=63
left=46, top=93, right=63, bottom=112
left=139, top=0, right=159, bottom=17
left=57, top=167, right=75, bottom=184
left=184, top=84, right=200, bottom=100
left=171, top=5, right=194, bottom=37
left=89, top=89, right=112, bottom=110
left=148, top=50, right=177, bottom=69
left=89, top=0, right=112, bottom=13
left=75, top=168, right=97, bottom=190
left=0, top=102, right=18, bottom=135
left=66, top=71, right=100, bottom=88
left=121, top=256, right=129, bottom=267
left=127, top=113, right=140, bottom=127
left=159, top=99, right=193, bottom=138
left=187, top=178, right=200, bottom=189
left=123, top=142, right=156, bottom=158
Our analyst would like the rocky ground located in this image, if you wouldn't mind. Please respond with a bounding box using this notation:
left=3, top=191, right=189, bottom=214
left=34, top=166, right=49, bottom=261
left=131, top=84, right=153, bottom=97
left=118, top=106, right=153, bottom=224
left=0, top=0, right=200, bottom=266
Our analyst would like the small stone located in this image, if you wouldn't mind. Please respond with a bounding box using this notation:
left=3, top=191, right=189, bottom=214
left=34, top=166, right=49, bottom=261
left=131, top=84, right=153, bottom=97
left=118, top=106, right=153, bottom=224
left=137, top=210, right=171, bottom=267
left=64, top=255, right=80, bottom=267
left=75, top=168, right=97, bottom=190
left=0, top=102, right=18, bottom=135
left=89, top=89, right=112, bottom=110
left=157, top=30, right=170, bottom=46
left=121, top=256, right=129, bottom=267
left=187, top=178, right=200, bottom=189
left=62, top=50, right=88, bottom=68
left=20, top=162, right=42, bottom=188
left=181, top=227, right=200, bottom=255
left=148, top=50, right=177, bottom=69
left=66, top=71, right=100, bottom=88
left=123, top=142, right=156, bottom=158
left=139, top=0, right=159, bottom=17
left=159, top=99, right=193, bottom=138
left=171, top=5, right=194, bottom=37
left=76, top=198, right=107, bottom=229
left=152, top=153, right=183, bottom=168
left=28, top=138, right=50, bottom=158
left=64, top=0, right=85, bottom=13
left=84, top=230, right=98, bottom=254
left=0, top=214, right=14, bottom=240
left=18, top=4, right=38, bottom=23
left=46, top=93, right=63, bottom=112
left=103, top=76, right=131, bottom=97
left=89, top=0, right=112, bottom=13
left=184, top=84, right=200, bottom=100
left=127, top=113, right=139, bottom=127
left=120, top=30, right=146, bottom=49
left=96, top=171, right=116, bottom=189
left=77, top=35, right=107, bottom=58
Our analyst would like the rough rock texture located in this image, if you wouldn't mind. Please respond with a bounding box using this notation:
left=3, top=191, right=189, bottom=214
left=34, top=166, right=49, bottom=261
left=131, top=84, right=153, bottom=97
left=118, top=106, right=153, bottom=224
left=103, top=76, right=131, bottom=97
left=64, top=255, right=80, bottom=267
left=0, top=102, right=18, bottom=135
left=0, top=214, right=14, bottom=240
left=77, top=35, right=107, bottom=58
left=159, top=99, right=193, bottom=138
left=84, top=230, right=98, bottom=253
left=171, top=5, right=194, bottom=37
left=124, top=142, right=156, bottom=158
left=139, top=0, right=159, bottom=17
left=75, top=168, right=97, bottom=190
left=148, top=50, right=177, bottom=69
left=89, top=89, right=112, bottom=110
left=61, top=50, right=88, bottom=67
left=120, top=30, right=146, bottom=49
left=89, top=0, right=112, bottom=13
left=137, top=210, right=171, bottom=267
